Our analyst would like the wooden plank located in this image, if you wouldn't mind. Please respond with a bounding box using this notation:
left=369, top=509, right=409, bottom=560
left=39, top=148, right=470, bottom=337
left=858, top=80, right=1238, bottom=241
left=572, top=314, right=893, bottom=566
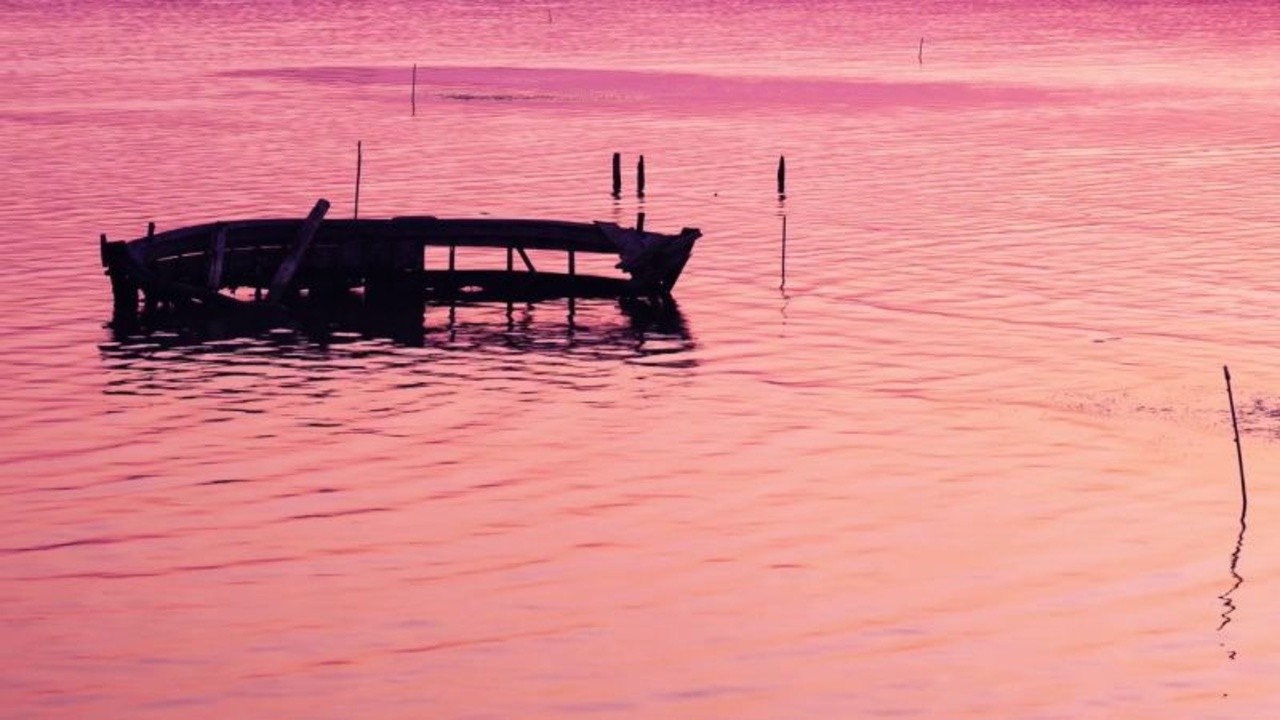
left=206, top=224, right=229, bottom=289
left=267, top=199, right=330, bottom=302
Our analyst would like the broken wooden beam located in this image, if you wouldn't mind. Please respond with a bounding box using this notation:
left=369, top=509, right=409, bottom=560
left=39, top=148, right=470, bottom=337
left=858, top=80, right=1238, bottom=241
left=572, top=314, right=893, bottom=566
left=267, top=199, right=329, bottom=302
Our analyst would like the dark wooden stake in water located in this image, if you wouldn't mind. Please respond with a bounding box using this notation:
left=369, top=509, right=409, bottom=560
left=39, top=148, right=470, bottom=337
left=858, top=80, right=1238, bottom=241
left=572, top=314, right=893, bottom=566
left=611, top=152, right=622, bottom=197
left=1224, top=365, right=1249, bottom=514
left=636, top=212, right=645, bottom=233
left=777, top=155, right=786, bottom=197
left=411, top=64, right=417, bottom=116
left=637, top=155, right=646, bottom=197
left=354, top=141, right=363, bottom=219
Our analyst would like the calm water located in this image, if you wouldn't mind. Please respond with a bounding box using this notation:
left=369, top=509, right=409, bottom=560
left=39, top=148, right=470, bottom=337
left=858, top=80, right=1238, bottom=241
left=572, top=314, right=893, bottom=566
left=4, top=1, right=1280, bottom=717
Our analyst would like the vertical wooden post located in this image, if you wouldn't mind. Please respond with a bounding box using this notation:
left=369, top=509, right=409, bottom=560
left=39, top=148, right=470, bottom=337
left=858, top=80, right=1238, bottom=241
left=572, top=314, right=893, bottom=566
left=637, top=155, right=645, bottom=197
left=919, top=37, right=924, bottom=65
left=411, top=64, right=417, bottom=116
left=612, top=152, right=622, bottom=197
left=354, top=141, right=363, bottom=219
left=507, top=245, right=514, bottom=272
left=777, top=155, right=786, bottom=197
left=636, top=212, right=645, bottom=233
left=449, top=243, right=456, bottom=271
left=147, top=222, right=155, bottom=239
left=207, top=224, right=229, bottom=290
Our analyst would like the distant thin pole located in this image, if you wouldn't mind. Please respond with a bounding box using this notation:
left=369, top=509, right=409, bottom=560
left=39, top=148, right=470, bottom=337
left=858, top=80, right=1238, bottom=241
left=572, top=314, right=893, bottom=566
left=354, top=141, right=362, bottom=219
left=919, top=37, right=924, bottom=65
left=1224, top=365, right=1248, bottom=515
left=411, top=64, right=417, bottom=116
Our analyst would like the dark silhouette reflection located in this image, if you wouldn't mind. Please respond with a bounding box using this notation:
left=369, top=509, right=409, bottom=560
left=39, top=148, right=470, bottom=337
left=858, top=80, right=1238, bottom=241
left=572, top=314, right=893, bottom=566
left=100, top=291, right=695, bottom=381
left=1217, top=502, right=1247, bottom=657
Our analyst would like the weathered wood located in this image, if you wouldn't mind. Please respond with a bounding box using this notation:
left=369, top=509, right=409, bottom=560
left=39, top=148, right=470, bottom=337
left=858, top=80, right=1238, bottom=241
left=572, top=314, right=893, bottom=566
left=612, top=152, right=621, bottom=196
left=104, top=210, right=700, bottom=318
left=267, top=199, right=330, bottom=302
left=206, top=224, right=229, bottom=289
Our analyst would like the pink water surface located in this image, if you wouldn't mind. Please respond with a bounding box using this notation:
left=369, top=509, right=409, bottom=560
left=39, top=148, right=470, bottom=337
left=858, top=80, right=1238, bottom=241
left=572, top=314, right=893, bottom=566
left=4, top=1, right=1280, bottom=718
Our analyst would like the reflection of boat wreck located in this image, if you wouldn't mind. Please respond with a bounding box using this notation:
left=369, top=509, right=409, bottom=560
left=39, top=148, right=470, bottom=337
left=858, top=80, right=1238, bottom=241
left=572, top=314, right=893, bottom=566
left=100, top=295, right=693, bottom=363
left=100, top=198, right=700, bottom=324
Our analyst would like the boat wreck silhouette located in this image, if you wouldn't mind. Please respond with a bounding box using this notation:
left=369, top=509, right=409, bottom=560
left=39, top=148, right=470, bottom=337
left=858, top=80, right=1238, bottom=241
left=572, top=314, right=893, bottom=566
left=100, top=198, right=700, bottom=325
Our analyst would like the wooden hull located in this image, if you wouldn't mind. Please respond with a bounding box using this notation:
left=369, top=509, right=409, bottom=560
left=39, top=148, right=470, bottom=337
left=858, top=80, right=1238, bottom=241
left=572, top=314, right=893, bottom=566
left=100, top=202, right=700, bottom=324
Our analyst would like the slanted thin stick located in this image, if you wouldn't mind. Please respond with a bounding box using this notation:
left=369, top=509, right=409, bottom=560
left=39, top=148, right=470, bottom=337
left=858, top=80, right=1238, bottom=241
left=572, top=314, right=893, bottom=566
left=1224, top=365, right=1248, bottom=515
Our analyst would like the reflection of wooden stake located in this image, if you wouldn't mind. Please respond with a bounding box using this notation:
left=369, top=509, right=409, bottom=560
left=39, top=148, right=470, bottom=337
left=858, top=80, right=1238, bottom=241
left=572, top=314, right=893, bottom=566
left=411, top=64, right=417, bottom=116
left=781, top=214, right=787, bottom=288
left=354, top=141, right=363, bottom=219
left=1224, top=365, right=1249, bottom=515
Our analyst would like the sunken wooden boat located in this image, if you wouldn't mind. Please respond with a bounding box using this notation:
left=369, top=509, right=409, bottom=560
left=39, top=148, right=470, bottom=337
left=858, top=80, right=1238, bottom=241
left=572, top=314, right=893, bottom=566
left=101, top=199, right=700, bottom=322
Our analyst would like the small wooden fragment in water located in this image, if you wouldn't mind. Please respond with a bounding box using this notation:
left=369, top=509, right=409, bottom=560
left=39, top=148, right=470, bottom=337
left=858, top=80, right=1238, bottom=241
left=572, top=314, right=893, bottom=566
left=267, top=199, right=330, bottom=302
